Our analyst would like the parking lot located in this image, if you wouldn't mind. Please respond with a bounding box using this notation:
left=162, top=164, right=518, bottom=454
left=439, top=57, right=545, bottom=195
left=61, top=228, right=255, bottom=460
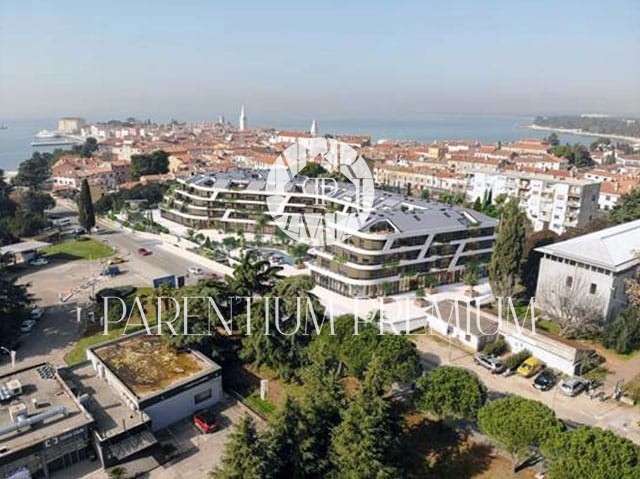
left=413, top=334, right=640, bottom=444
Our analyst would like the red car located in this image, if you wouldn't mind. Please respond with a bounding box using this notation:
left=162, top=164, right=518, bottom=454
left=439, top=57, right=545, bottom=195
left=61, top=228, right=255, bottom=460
left=193, top=409, right=220, bottom=433
left=137, top=248, right=152, bottom=256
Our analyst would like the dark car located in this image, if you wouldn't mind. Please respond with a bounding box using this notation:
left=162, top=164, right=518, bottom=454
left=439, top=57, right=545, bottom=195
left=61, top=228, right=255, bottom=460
left=137, top=247, right=152, bottom=256
left=193, top=409, right=220, bottom=434
left=533, top=369, right=557, bottom=391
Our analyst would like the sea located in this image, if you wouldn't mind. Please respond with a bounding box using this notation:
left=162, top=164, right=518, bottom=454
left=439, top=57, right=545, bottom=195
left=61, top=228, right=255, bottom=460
left=0, top=114, right=594, bottom=173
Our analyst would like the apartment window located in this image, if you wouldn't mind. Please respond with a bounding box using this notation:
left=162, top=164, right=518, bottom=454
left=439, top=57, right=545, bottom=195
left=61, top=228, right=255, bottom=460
left=194, top=389, right=212, bottom=404
left=566, top=276, right=573, bottom=288
left=590, top=283, right=597, bottom=295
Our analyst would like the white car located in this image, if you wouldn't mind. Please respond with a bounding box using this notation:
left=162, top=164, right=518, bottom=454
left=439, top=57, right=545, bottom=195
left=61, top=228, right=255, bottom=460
left=30, top=308, right=44, bottom=321
left=187, top=266, right=203, bottom=275
left=29, top=257, right=49, bottom=266
left=20, top=320, right=37, bottom=333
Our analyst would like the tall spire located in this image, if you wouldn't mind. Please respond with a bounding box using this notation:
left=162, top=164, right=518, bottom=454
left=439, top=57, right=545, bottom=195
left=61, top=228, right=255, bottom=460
left=239, top=105, right=247, bottom=131
left=310, top=119, right=318, bottom=136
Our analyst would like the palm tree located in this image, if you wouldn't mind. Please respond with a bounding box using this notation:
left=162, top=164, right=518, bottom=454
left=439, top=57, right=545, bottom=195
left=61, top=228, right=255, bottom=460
left=254, top=213, right=268, bottom=246
left=226, top=249, right=283, bottom=299
left=463, top=261, right=480, bottom=297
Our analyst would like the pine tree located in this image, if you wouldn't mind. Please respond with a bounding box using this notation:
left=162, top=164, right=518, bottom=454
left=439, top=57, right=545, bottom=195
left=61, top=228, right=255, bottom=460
left=488, top=198, right=527, bottom=299
left=263, top=397, right=308, bottom=478
left=330, top=357, right=401, bottom=479
left=211, top=416, right=270, bottom=479
left=77, top=178, right=96, bottom=230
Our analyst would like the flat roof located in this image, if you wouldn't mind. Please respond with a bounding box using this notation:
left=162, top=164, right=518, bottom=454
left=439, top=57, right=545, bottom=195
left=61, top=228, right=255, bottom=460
left=536, top=219, right=640, bottom=272
left=62, top=363, right=150, bottom=440
left=0, top=241, right=51, bottom=255
left=0, top=363, right=93, bottom=455
left=91, top=335, right=220, bottom=399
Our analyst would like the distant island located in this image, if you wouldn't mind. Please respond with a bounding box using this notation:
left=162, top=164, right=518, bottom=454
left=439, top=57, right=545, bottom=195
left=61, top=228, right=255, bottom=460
left=530, top=115, right=640, bottom=142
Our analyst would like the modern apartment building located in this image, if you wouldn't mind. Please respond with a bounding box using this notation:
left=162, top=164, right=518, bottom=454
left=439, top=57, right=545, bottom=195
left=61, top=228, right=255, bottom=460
left=465, top=169, right=600, bottom=235
left=160, top=170, right=497, bottom=297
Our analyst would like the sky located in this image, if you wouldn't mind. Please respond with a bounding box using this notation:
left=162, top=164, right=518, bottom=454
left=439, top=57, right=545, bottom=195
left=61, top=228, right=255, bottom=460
left=0, top=0, right=639, bottom=122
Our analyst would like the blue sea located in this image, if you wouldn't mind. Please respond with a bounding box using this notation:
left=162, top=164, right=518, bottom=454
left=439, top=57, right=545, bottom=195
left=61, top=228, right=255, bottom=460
left=0, top=114, right=593, bottom=172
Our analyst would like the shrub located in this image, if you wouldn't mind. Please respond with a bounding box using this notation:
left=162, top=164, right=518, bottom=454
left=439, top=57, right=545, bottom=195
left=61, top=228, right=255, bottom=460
left=504, top=350, right=531, bottom=371
left=601, top=308, right=640, bottom=354
left=483, top=338, right=508, bottom=356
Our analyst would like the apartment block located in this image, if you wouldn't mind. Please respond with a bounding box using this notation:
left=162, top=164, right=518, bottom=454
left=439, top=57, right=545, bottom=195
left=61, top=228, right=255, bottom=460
left=160, top=170, right=497, bottom=297
left=465, top=169, right=600, bottom=234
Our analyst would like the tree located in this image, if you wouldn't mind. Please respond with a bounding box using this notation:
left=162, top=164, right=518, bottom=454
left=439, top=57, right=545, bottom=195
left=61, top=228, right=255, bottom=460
left=420, top=189, right=431, bottom=200
left=545, top=133, right=560, bottom=147
left=330, top=358, right=401, bottom=479
left=299, top=162, right=329, bottom=177
left=610, top=188, right=640, bottom=224
left=538, top=275, right=604, bottom=337
left=226, top=250, right=282, bottom=299
left=262, top=398, right=308, bottom=478
left=542, top=426, right=640, bottom=479
left=107, top=466, right=128, bottom=479
left=463, top=260, right=481, bottom=295
left=212, top=416, right=270, bottom=479
left=79, top=137, right=99, bottom=158
left=521, top=229, right=559, bottom=299
left=12, top=152, right=51, bottom=189
left=130, top=150, right=169, bottom=179
left=478, top=396, right=563, bottom=470
left=0, top=272, right=32, bottom=340
left=602, top=307, right=640, bottom=354
left=416, top=366, right=486, bottom=421
left=77, top=178, right=96, bottom=230
left=488, top=198, right=527, bottom=299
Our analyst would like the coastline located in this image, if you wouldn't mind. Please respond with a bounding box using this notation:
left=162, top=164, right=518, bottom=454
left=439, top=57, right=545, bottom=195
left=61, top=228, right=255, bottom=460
left=527, top=124, right=640, bottom=143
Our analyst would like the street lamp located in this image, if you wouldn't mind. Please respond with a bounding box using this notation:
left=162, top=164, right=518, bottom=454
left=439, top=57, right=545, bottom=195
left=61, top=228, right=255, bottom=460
left=0, top=346, right=16, bottom=369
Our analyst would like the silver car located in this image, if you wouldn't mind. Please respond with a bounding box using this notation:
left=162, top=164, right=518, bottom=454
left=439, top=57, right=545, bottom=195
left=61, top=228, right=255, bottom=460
left=560, top=377, right=587, bottom=397
left=474, top=352, right=506, bottom=374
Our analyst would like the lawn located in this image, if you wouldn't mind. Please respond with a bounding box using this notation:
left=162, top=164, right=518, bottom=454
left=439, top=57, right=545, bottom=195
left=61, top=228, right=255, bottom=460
left=45, top=238, right=114, bottom=260
left=64, top=286, right=157, bottom=365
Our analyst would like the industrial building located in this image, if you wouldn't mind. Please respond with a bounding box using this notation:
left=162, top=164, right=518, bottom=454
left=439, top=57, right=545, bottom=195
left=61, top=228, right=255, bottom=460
left=0, top=334, right=223, bottom=477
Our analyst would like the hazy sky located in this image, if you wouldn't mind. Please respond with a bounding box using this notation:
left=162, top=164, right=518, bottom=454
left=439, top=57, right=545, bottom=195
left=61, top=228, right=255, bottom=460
left=1, top=0, right=639, bottom=122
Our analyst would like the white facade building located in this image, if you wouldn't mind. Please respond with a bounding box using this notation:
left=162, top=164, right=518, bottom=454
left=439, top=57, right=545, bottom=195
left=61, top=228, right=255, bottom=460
left=466, top=169, right=600, bottom=234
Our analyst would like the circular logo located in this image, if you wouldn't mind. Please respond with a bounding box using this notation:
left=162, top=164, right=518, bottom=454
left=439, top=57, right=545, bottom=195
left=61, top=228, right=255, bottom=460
left=266, top=137, right=375, bottom=247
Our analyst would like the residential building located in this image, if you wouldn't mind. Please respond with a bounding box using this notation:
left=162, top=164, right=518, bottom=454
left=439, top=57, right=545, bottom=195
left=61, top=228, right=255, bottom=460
left=160, top=170, right=497, bottom=297
left=535, top=219, right=640, bottom=323
left=58, top=117, right=86, bottom=134
left=465, top=169, right=600, bottom=234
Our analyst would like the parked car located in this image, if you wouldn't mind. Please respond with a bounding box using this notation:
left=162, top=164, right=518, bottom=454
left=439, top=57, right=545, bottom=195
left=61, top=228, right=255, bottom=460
left=560, top=377, right=587, bottom=397
left=107, top=256, right=126, bottom=265
left=101, top=265, right=120, bottom=277
left=91, top=226, right=101, bottom=234
left=193, top=409, right=220, bottom=433
left=20, top=320, right=37, bottom=333
left=517, top=357, right=544, bottom=378
left=137, top=248, right=152, bottom=256
left=29, top=257, right=49, bottom=266
left=30, top=308, right=44, bottom=321
left=533, top=369, right=557, bottom=391
left=187, top=266, right=203, bottom=275
left=473, top=352, right=506, bottom=374
left=71, top=227, right=86, bottom=236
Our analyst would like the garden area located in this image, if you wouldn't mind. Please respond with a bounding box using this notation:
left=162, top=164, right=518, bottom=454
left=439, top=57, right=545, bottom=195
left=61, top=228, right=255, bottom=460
left=45, top=237, right=114, bottom=261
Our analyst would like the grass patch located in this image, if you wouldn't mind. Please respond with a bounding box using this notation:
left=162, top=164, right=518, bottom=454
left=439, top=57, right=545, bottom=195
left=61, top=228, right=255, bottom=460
left=535, top=318, right=562, bottom=335
left=64, top=287, right=157, bottom=365
left=584, top=365, right=610, bottom=382
left=45, top=238, right=114, bottom=260
left=243, top=391, right=277, bottom=418
left=623, top=373, right=640, bottom=404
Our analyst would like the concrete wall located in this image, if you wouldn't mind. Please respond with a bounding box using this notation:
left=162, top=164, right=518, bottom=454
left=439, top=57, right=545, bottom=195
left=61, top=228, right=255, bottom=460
left=536, top=256, right=613, bottom=322
left=143, top=375, right=223, bottom=430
